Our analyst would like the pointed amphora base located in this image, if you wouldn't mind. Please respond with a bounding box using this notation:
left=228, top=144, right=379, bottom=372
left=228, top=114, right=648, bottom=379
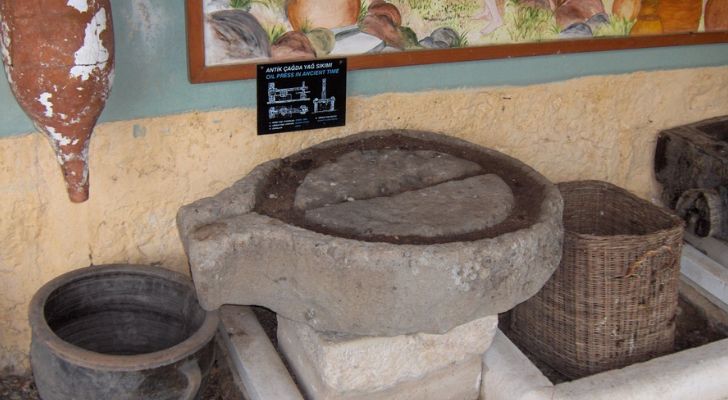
left=54, top=135, right=92, bottom=203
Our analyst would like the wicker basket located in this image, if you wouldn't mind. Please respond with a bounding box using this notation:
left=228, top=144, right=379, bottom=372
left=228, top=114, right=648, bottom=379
left=510, top=180, right=684, bottom=379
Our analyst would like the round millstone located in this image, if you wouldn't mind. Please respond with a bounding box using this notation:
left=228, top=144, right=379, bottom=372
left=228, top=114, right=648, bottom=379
left=304, top=174, right=514, bottom=238
left=294, top=149, right=483, bottom=210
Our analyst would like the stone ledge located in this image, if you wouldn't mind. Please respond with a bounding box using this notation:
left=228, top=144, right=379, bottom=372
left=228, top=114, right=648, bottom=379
left=217, top=305, right=303, bottom=400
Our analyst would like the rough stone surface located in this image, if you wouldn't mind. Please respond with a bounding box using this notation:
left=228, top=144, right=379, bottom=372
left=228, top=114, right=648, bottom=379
left=279, top=326, right=483, bottom=400
left=178, top=130, right=564, bottom=336
left=304, top=174, right=513, bottom=237
left=289, top=357, right=483, bottom=400
left=2, top=66, right=728, bottom=372
left=294, top=149, right=483, bottom=210
left=276, top=314, right=497, bottom=393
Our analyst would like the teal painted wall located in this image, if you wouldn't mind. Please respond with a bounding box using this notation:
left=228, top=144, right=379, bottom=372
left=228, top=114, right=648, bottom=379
left=2, top=0, right=728, bottom=138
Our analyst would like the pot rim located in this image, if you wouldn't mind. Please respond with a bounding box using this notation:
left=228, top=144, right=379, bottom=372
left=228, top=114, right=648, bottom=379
left=29, top=264, right=219, bottom=371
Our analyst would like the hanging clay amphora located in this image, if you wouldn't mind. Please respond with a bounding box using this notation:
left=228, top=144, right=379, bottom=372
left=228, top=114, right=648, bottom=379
left=0, top=0, right=114, bottom=202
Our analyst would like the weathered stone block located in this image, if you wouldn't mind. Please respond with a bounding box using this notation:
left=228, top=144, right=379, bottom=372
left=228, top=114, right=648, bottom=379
left=288, top=356, right=483, bottom=400
left=277, top=314, right=497, bottom=394
left=278, top=316, right=490, bottom=400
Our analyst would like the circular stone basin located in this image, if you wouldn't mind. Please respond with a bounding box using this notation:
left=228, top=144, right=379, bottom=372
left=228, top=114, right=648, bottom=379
left=177, top=130, right=563, bottom=336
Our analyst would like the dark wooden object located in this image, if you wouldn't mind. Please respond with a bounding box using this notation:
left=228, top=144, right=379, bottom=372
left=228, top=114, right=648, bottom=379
left=186, top=0, right=728, bottom=84
left=655, top=116, right=728, bottom=239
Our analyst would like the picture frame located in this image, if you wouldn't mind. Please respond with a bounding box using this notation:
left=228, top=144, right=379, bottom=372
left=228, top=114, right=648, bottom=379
left=186, top=0, right=728, bottom=84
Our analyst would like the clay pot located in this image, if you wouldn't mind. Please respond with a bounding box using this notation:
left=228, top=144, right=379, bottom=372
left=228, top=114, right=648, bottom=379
left=29, top=265, right=218, bottom=400
left=705, top=0, right=728, bottom=32
left=287, top=0, right=361, bottom=31
left=657, top=0, right=702, bottom=33
left=0, top=0, right=114, bottom=203
left=612, top=0, right=642, bottom=20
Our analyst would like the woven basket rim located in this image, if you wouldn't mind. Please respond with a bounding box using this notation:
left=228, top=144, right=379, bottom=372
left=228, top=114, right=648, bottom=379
left=558, top=180, right=684, bottom=240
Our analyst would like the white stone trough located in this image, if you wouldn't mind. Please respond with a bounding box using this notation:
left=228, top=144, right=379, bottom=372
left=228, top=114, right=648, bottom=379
left=483, top=328, right=728, bottom=400
left=482, top=243, right=728, bottom=400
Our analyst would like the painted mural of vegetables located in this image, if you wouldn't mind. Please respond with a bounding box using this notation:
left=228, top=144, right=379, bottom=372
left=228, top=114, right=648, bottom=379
left=201, top=0, right=727, bottom=68
left=705, top=0, right=728, bottom=32
left=286, top=0, right=361, bottom=30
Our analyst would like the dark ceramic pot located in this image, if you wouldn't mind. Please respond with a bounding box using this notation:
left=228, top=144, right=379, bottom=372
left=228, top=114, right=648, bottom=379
left=28, top=265, right=219, bottom=400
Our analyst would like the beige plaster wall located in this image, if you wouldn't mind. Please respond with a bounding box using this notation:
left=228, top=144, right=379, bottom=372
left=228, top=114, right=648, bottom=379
left=2, top=66, right=728, bottom=373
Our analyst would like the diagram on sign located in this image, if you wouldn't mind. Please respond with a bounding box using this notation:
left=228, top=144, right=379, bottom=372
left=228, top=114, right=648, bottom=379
left=267, top=82, right=310, bottom=104
left=267, top=81, right=311, bottom=120
left=269, top=105, right=309, bottom=119
left=313, top=79, right=336, bottom=114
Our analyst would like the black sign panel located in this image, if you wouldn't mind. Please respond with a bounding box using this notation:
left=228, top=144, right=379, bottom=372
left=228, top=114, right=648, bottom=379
left=257, top=59, right=347, bottom=136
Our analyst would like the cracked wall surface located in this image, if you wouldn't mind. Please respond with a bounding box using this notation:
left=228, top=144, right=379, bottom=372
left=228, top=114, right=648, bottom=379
left=1, top=66, right=728, bottom=373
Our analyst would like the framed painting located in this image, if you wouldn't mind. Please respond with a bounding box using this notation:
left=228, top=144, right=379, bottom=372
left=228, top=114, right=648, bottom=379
left=186, top=0, right=728, bottom=83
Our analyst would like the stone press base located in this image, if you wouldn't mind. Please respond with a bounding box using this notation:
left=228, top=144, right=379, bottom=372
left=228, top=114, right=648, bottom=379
left=277, top=315, right=499, bottom=400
